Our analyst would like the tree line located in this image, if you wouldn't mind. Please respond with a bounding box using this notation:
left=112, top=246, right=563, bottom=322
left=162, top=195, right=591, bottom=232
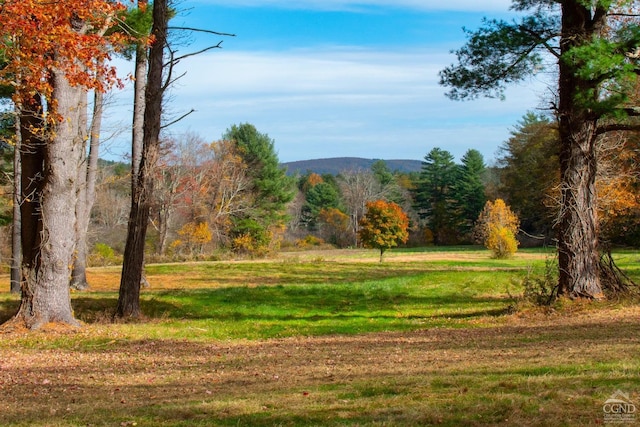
left=6, top=109, right=639, bottom=262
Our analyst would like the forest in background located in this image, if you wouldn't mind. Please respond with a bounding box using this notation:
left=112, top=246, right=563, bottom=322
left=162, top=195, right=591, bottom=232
left=3, top=112, right=638, bottom=269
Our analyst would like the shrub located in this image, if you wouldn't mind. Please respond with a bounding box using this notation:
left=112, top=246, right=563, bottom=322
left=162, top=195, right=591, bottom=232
left=230, top=218, right=272, bottom=257
left=475, top=199, right=520, bottom=258
left=486, top=224, right=518, bottom=259
left=88, top=243, right=121, bottom=266
left=296, top=235, right=325, bottom=248
left=521, top=261, right=559, bottom=306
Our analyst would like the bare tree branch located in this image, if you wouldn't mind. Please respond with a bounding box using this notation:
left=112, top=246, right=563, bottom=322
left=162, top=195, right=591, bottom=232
left=596, top=123, right=640, bottom=136
left=161, top=108, right=194, bottom=129
left=171, top=41, right=224, bottom=63
left=168, top=26, right=236, bottom=38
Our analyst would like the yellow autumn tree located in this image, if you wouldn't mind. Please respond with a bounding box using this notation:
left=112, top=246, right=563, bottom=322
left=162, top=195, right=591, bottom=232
left=475, top=199, right=520, bottom=258
left=358, top=200, right=409, bottom=262
left=174, top=222, right=212, bottom=256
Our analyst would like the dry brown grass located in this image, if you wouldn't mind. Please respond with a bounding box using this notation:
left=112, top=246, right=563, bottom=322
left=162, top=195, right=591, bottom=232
left=0, top=306, right=639, bottom=426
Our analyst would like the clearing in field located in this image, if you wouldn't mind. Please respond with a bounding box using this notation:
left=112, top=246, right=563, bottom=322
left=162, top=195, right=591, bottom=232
left=0, top=248, right=638, bottom=426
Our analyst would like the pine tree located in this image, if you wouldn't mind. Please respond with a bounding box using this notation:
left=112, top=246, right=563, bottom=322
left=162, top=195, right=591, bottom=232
left=453, top=149, right=487, bottom=239
left=413, top=148, right=458, bottom=244
left=223, top=123, right=295, bottom=253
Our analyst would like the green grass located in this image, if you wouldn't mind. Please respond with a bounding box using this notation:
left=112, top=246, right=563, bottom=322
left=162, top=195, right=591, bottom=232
left=139, top=270, right=516, bottom=340
left=2, top=252, right=533, bottom=343
left=1, top=247, right=638, bottom=344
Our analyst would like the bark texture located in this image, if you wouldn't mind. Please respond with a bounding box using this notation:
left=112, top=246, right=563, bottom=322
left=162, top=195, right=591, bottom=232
left=14, top=73, right=83, bottom=329
left=555, top=1, right=606, bottom=298
left=10, top=106, right=23, bottom=294
left=116, top=0, right=167, bottom=319
left=71, top=90, right=103, bottom=290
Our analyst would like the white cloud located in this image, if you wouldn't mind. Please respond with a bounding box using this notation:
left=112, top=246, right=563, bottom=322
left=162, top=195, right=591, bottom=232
left=105, top=45, right=545, bottom=163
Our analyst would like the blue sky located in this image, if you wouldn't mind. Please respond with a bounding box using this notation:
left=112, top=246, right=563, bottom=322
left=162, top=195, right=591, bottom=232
left=103, top=0, right=552, bottom=164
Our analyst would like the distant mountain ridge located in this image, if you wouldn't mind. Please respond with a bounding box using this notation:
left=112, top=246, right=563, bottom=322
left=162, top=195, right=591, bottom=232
left=282, top=157, right=422, bottom=176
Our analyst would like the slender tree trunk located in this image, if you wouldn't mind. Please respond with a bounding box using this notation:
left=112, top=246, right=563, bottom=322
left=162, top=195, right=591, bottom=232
left=157, top=202, right=171, bottom=255
left=71, top=89, right=104, bottom=290
left=556, top=1, right=603, bottom=299
left=13, top=73, right=83, bottom=329
left=10, top=107, right=23, bottom=294
left=116, top=0, right=167, bottom=319
left=131, top=0, right=149, bottom=185
left=71, top=92, right=90, bottom=290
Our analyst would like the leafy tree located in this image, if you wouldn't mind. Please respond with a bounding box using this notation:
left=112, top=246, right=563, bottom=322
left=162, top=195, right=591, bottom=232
left=475, top=199, right=520, bottom=258
left=223, top=123, right=295, bottom=253
left=317, top=207, right=351, bottom=248
left=302, top=172, right=324, bottom=190
left=174, top=222, right=212, bottom=256
left=453, top=149, right=487, bottom=239
left=413, top=147, right=459, bottom=244
left=597, top=130, right=640, bottom=245
left=439, top=0, right=640, bottom=298
left=303, top=181, right=342, bottom=228
left=0, top=0, right=127, bottom=328
left=497, top=112, right=559, bottom=239
left=359, top=200, right=409, bottom=262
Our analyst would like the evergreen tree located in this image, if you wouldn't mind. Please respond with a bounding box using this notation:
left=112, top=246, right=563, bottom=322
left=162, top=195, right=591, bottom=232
left=302, top=181, right=342, bottom=228
left=439, top=0, right=640, bottom=298
left=223, top=123, right=295, bottom=250
left=370, top=159, right=405, bottom=205
left=497, top=112, right=559, bottom=240
left=413, top=147, right=459, bottom=244
left=453, top=149, right=487, bottom=239
left=371, top=160, right=394, bottom=186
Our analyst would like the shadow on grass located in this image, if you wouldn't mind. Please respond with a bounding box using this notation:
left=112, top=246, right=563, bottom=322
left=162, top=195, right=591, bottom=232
left=0, top=297, right=20, bottom=323
left=70, top=284, right=511, bottom=326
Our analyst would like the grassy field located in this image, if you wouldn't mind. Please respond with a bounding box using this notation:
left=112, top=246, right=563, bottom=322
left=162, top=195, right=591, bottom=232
left=0, top=247, right=638, bottom=426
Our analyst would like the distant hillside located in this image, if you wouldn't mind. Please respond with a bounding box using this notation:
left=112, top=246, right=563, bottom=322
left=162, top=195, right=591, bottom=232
left=282, top=157, right=422, bottom=176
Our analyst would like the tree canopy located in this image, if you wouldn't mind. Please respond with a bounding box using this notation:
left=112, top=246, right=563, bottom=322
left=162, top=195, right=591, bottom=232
left=358, top=200, right=409, bottom=262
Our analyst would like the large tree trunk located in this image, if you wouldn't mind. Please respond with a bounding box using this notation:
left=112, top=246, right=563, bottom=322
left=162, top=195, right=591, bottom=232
left=556, top=1, right=604, bottom=299
left=116, top=0, right=167, bottom=319
left=18, top=98, right=45, bottom=292
left=557, top=116, right=602, bottom=298
left=13, top=73, right=83, bottom=329
left=71, top=89, right=104, bottom=290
